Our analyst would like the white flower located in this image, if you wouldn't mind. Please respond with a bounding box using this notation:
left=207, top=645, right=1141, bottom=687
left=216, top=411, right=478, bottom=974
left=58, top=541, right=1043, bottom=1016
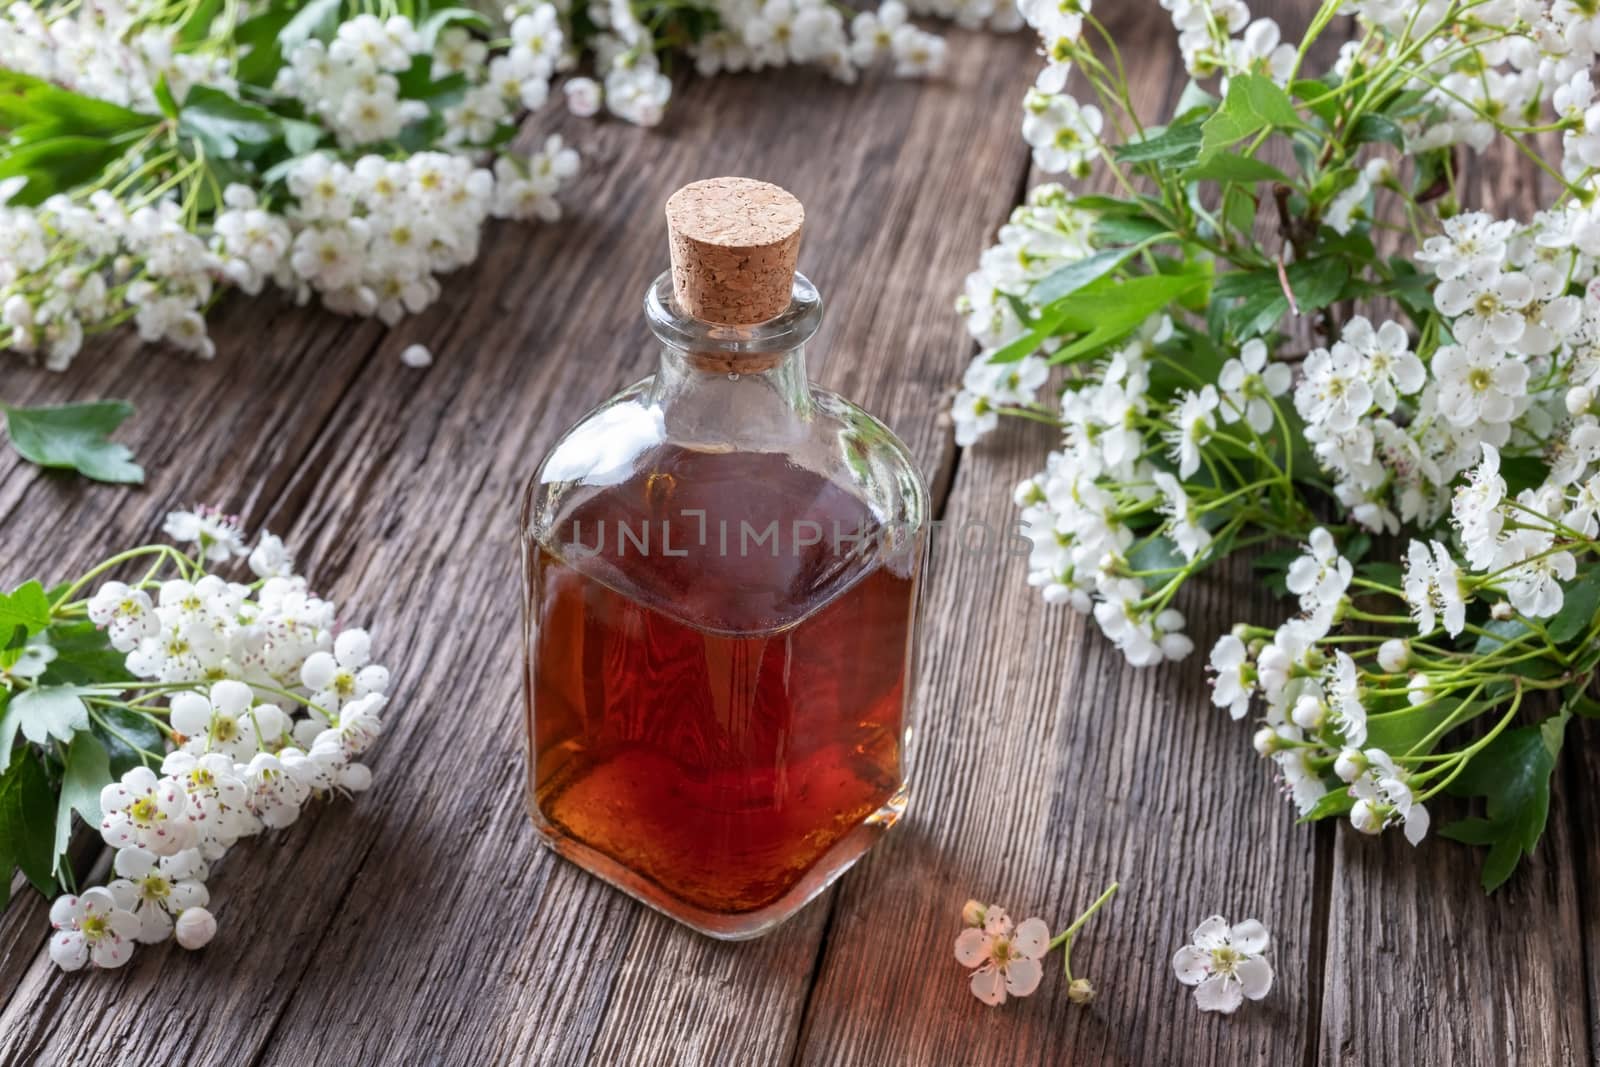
left=107, top=846, right=209, bottom=943
left=1217, top=338, right=1291, bottom=433
left=249, top=533, right=294, bottom=579
left=87, top=581, right=158, bottom=651
left=1285, top=527, right=1351, bottom=627
left=99, top=766, right=192, bottom=856
left=1209, top=634, right=1255, bottom=720
left=1165, top=385, right=1219, bottom=478
left=1295, top=343, right=1372, bottom=433
left=1433, top=334, right=1528, bottom=429
left=300, top=629, right=390, bottom=714
left=1402, top=539, right=1467, bottom=637
left=1504, top=549, right=1576, bottom=618
left=562, top=76, right=601, bottom=117
left=1453, top=442, right=1507, bottom=565
left=161, top=750, right=255, bottom=858
left=954, top=905, right=1050, bottom=1006
left=240, top=751, right=309, bottom=829
left=1153, top=471, right=1211, bottom=561
left=174, top=906, right=218, bottom=950
left=170, top=680, right=286, bottom=761
left=1349, top=749, right=1429, bottom=845
left=1416, top=211, right=1515, bottom=280
left=49, top=888, right=140, bottom=970
left=1172, top=916, right=1273, bottom=1014
left=1436, top=268, right=1534, bottom=348
left=1340, top=317, right=1423, bottom=412
left=1022, top=90, right=1103, bottom=176
left=1325, top=651, right=1367, bottom=747
left=163, top=506, right=247, bottom=562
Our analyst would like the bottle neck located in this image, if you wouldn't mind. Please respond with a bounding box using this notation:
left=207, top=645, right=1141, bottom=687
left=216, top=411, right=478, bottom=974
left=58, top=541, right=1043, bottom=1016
left=644, top=270, right=822, bottom=444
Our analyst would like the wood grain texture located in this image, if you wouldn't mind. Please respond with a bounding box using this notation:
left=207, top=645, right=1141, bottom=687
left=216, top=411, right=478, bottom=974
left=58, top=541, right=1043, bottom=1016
left=0, top=1, right=1594, bottom=1063
left=0, top=24, right=1043, bottom=1067
left=1313, top=88, right=1593, bottom=1067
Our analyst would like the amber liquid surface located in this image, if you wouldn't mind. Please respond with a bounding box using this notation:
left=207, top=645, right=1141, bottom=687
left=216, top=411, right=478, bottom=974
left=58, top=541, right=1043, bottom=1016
left=527, top=447, right=917, bottom=916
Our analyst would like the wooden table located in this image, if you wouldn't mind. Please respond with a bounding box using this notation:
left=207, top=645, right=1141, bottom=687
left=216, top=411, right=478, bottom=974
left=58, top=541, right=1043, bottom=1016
left=2, top=4, right=1594, bottom=1064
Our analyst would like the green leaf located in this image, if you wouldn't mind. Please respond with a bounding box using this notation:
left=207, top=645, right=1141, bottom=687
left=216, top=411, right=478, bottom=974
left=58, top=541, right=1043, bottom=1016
left=1031, top=247, right=1141, bottom=305
left=1127, top=535, right=1185, bottom=575
left=94, top=708, right=165, bottom=777
left=0, top=70, right=155, bottom=138
left=0, top=136, right=130, bottom=206
left=1290, top=78, right=1339, bottom=125
left=1297, top=787, right=1353, bottom=823
left=1199, top=74, right=1304, bottom=159
left=1222, top=259, right=1350, bottom=338
left=176, top=0, right=224, bottom=42
left=178, top=86, right=282, bottom=160
left=10, top=686, right=89, bottom=746
left=153, top=75, right=180, bottom=120
left=1441, top=718, right=1568, bottom=891
left=0, top=580, right=51, bottom=641
left=1114, top=122, right=1203, bottom=166
left=1181, top=153, right=1291, bottom=185
left=235, top=1, right=300, bottom=86
left=1548, top=565, right=1600, bottom=645
left=0, top=748, right=60, bottom=902
left=1348, top=114, right=1405, bottom=150
left=38, top=620, right=131, bottom=687
left=53, top=731, right=111, bottom=875
left=3, top=401, right=144, bottom=484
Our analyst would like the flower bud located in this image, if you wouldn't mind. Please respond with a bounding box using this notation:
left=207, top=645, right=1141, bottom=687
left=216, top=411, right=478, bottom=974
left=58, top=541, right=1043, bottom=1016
left=961, top=900, right=987, bottom=927
left=1350, top=799, right=1382, bottom=835
left=1377, top=639, right=1409, bottom=673
left=1290, top=694, right=1325, bottom=731
left=1407, top=674, right=1432, bottom=706
left=1567, top=386, right=1593, bottom=416
left=1067, top=978, right=1096, bottom=1004
left=1334, top=748, right=1367, bottom=783
left=1252, top=727, right=1280, bottom=755
left=174, top=907, right=217, bottom=950
left=1491, top=600, right=1513, bottom=621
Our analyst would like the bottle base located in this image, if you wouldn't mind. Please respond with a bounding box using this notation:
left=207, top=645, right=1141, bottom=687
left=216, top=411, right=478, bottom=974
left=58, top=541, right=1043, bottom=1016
left=527, top=782, right=909, bottom=941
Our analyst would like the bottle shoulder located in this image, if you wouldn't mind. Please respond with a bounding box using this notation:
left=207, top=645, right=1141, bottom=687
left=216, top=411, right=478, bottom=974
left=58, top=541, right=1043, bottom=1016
left=522, top=378, right=927, bottom=635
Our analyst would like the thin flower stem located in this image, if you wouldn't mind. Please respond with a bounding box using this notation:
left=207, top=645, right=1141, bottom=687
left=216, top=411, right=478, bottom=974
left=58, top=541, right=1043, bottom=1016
left=1048, top=881, right=1120, bottom=980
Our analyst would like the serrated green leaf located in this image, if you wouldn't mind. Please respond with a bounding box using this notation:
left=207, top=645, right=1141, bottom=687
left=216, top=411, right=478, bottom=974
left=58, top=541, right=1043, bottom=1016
left=10, top=686, right=89, bottom=746
left=1031, top=247, right=1141, bottom=305
left=1442, top=719, right=1568, bottom=891
left=53, top=732, right=110, bottom=875
left=0, top=748, right=60, bottom=901
left=1181, top=152, right=1291, bottom=185
left=1114, top=122, right=1203, bottom=166
left=1199, top=74, right=1304, bottom=160
left=0, top=580, right=51, bottom=641
left=4, top=401, right=143, bottom=484
left=178, top=86, right=282, bottom=160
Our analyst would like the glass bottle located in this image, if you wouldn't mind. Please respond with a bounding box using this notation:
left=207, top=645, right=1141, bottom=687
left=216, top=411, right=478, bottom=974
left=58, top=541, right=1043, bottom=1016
left=520, top=178, right=928, bottom=939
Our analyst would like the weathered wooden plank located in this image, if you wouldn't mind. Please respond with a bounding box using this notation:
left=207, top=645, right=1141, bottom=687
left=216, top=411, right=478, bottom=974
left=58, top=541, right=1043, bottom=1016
left=1315, top=97, right=1593, bottom=1067
left=0, top=297, right=394, bottom=1014
left=0, top=26, right=1043, bottom=1065
left=792, top=434, right=1320, bottom=1066
left=794, top=7, right=1320, bottom=1062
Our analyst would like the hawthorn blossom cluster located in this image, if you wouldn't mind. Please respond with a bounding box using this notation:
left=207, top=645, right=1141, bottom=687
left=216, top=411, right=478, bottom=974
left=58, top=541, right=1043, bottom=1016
left=950, top=1, right=1600, bottom=873
left=1, top=0, right=949, bottom=373
left=45, top=509, right=387, bottom=971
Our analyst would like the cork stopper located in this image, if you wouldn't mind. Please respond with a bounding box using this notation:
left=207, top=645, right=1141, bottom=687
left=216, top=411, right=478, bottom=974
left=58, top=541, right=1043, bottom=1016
left=665, top=177, right=804, bottom=326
